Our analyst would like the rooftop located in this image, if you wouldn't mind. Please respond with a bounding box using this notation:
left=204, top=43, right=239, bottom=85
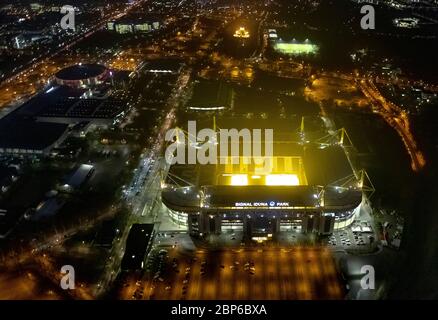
left=55, top=64, right=108, bottom=81
left=0, top=120, right=68, bottom=151
left=188, top=80, right=233, bottom=111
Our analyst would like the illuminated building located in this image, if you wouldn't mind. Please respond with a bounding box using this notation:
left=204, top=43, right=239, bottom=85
left=162, top=120, right=368, bottom=240
left=393, top=18, right=419, bottom=28
left=233, top=27, right=250, bottom=38
left=107, top=19, right=161, bottom=34
left=54, top=64, right=109, bottom=88
left=272, top=38, right=319, bottom=56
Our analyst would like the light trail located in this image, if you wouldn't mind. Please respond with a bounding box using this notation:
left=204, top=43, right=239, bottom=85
left=358, top=78, right=426, bottom=172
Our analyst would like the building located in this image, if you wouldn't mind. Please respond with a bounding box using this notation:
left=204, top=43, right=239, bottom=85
left=61, top=164, right=94, bottom=192
left=161, top=118, right=366, bottom=241
left=0, top=120, right=69, bottom=155
left=234, top=27, right=250, bottom=38
left=140, top=58, right=184, bottom=74
left=35, top=96, right=129, bottom=126
left=107, top=18, right=161, bottom=34
left=12, top=85, right=129, bottom=128
left=187, top=80, right=234, bottom=111
left=393, top=17, right=419, bottom=28
left=54, top=64, right=110, bottom=88
left=0, top=86, right=72, bottom=156
left=32, top=197, right=65, bottom=220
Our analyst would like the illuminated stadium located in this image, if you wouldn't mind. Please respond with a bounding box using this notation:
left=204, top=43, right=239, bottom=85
left=267, top=30, right=319, bottom=56
left=273, top=39, right=319, bottom=56
left=54, top=63, right=110, bottom=88
left=161, top=117, right=373, bottom=241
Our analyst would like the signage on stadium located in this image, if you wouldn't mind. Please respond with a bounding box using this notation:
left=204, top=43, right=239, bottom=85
left=234, top=202, right=290, bottom=207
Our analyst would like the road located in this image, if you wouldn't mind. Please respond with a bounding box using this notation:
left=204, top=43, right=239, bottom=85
left=94, top=68, right=191, bottom=297
left=358, top=77, right=426, bottom=172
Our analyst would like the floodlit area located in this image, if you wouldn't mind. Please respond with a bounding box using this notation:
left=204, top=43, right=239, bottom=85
left=265, top=174, right=300, bottom=186
left=226, top=173, right=300, bottom=186
left=273, top=42, right=319, bottom=55
left=217, top=156, right=307, bottom=186
left=230, top=174, right=249, bottom=185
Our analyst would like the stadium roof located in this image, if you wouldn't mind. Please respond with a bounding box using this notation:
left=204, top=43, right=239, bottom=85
left=55, top=64, right=107, bottom=81
left=161, top=186, right=201, bottom=212
left=303, top=145, right=354, bottom=186
left=323, top=186, right=362, bottom=208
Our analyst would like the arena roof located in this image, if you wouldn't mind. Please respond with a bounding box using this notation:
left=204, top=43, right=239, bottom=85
left=55, top=64, right=107, bottom=81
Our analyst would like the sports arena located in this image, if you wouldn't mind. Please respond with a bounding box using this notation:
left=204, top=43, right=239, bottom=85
left=161, top=116, right=372, bottom=241
left=54, top=63, right=110, bottom=88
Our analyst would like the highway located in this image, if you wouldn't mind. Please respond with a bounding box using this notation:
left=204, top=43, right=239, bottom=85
left=358, top=77, right=426, bottom=172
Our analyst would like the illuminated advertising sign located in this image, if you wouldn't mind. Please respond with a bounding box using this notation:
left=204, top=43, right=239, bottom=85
left=234, top=202, right=290, bottom=208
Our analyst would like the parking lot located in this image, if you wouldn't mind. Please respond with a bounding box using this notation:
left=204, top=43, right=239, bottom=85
left=135, top=246, right=345, bottom=300
left=326, top=221, right=375, bottom=249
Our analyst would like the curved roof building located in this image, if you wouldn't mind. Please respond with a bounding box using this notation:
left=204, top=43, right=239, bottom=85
left=54, top=64, right=109, bottom=88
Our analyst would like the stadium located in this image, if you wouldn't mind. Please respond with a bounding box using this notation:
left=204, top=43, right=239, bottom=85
left=267, top=30, right=319, bottom=56
left=161, top=116, right=373, bottom=241
left=54, top=63, right=110, bottom=88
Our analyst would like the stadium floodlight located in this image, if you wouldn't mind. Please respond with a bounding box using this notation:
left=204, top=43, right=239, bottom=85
left=274, top=42, right=318, bottom=55
left=265, top=174, right=300, bottom=186
left=230, top=174, right=248, bottom=185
